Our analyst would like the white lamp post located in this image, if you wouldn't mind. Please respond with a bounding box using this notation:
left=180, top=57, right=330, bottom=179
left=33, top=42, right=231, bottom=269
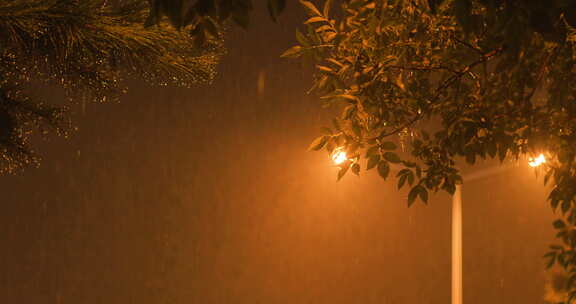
left=452, top=184, right=463, bottom=304
left=451, top=154, right=546, bottom=304
left=330, top=148, right=546, bottom=304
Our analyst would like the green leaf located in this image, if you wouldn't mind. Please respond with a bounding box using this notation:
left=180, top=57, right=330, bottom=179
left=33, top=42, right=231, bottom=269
left=315, top=25, right=334, bottom=33
left=396, top=169, right=411, bottom=177
left=267, top=0, right=286, bottom=22
left=418, top=187, right=428, bottom=204
left=380, top=141, right=397, bottom=150
left=327, top=58, right=344, bottom=68
left=300, top=0, right=322, bottom=16
left=305, top=16, right=327, bottom=24
left=323, top=0, right=332, bottom=16
left=403, top=161, right=416, bottom=168
left=407, top=171, right=415, bottom=186
left=398, top=174, right=407, bottom=189
left=317, top=65, right=334, bottom=73
left=383, top=152, right=401, bottom=163
left=553, top=219, right=566, bottom=229
left=365, top=146, right=379, bottom=157
left=544, top=251, right=557, bottom=269
left=544, top=168, right=554, bottom=186
left=443, top=179, right=456, bottom=195
left=351, top=163, right=360, bottom=176
left=308, top=135, right=328, bottom=151
left=562, top=199, right=571, bottom=214
left=377, top=161, right=390, bottom=180
left=408, top=186, right=419, bottom=207
left=281, top=46, right=303, bottom=58
left=367, top=154, right=380, bottom=170
left=337, top=165, right=349, bottom=181
left=323, top=31, right=336, bottom=42
left=551, top=198, right=560, bottom=212
left=322, top=94, right=359, bottom=102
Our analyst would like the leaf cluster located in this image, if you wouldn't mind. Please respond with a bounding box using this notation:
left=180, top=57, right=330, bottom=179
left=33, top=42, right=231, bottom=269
left=147, top=0, right=286, bottom=45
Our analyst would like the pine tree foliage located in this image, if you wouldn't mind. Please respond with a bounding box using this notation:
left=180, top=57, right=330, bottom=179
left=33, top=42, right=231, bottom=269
left=285, top=0, right=576, bottom=301
left=0, top=0, right=223, bottom=173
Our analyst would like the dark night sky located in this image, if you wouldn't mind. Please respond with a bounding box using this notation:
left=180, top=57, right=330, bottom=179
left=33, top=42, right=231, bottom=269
left=0, top=2, right=557, bottom=303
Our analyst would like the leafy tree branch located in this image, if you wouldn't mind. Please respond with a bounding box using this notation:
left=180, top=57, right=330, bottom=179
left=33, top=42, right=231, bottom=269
left=286, top=0, right=576, bottom=301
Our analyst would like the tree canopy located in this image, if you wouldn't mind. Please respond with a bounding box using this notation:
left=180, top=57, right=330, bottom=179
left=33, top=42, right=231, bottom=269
left=0, top=0, right=222, bottom=173
left=147, top=0, right=287, bottom=45
left=283, top=0, right=576, bottom=301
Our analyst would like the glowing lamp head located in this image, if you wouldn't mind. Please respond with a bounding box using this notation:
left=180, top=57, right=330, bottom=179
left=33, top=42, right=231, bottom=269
left=528, top=153, right=546, bottom=167
left=332, top=149, right=348, bottom=165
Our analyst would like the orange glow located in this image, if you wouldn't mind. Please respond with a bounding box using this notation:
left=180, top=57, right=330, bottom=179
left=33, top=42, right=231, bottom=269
left=332, top=149, right=348, bottom=165
left=528, top=153, right=546, bottom=167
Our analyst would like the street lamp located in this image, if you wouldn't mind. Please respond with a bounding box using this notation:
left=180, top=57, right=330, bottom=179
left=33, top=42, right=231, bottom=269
left=332, top=148, right=348, bottom=165
left=452, top=154, right=546, bottom=304
left=329, top=148, right=546, bottom=304
left=452, top=183, right=463, bottom=304
left=528, top=153, right=546, bottom=167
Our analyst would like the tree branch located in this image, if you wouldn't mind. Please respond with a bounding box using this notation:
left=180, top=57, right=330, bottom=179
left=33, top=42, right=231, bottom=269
left=374, top=46, right=505, bottom=140
left=386, top=64, right=458, bottom=74
left=452, top=35, right=484, bottom=56
left=525, top=48, right=556, bottom=103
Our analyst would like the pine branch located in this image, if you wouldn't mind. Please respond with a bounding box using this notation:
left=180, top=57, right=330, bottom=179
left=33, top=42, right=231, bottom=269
left=0, top=0, right=225, bottom=173
left=0, top=0, right=223, bottom=101
left=0, top=79, right=69, bottom=173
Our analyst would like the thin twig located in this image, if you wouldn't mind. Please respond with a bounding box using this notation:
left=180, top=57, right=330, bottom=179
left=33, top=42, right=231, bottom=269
left=525, top=48, right=556, bottom=103
left=375, top=46, right=505, bottom=139
left=386, top=64, right=458, bottom=74
left=452, top=35, right=484, bottom=56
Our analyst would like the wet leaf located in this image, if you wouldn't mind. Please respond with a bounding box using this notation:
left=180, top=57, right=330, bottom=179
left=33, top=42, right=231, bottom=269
left=367, top=154, right=380, bottom=170
left=308, top=135, right=328, bottom=151
left=281, top=46, right=303, bottom=58
left=337, top=165, right=349, bottom=181
left=305, top=16, right=327, bottom=24
left=408, top=186, right=419, bottom=207
left=380, top=141, right=397, bottom=150
left=377, top=161, right=390, bottom=179
left=383, top=152, right=401, bottom=163
left=553, top=219, right=566, bottom=229
left=267, top=0, right=286, bottom=22
left=300, top=0, right=322, bottom=16
left=351, top=163, right=360, bottom=175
